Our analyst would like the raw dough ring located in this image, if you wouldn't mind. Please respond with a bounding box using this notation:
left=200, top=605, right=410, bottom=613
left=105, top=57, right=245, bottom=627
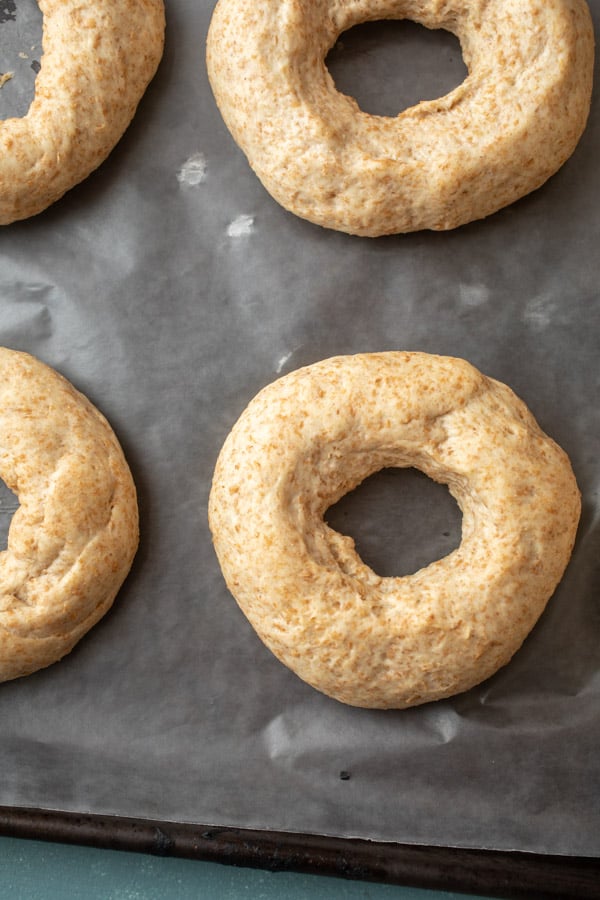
left=0, top=348, right=139, bottom=682
left=206, top=0, right=594, bottom=236
left=209, top=353, right=581, bottom=709
left=0, top=0, right=165, bottom=225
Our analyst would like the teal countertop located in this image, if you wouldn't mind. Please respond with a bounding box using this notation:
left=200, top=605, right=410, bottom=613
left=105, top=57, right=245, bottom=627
left=0, top=836, right=495, bottom=900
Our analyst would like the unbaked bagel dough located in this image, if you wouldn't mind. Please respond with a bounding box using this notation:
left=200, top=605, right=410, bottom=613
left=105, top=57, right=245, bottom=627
left=207, top=0, right=594, bottom=236
left=0, top=349, right=139, bottom=682
left=0, top=0, right=165, bottom=225
left=209, top=353, right=581, bottom=708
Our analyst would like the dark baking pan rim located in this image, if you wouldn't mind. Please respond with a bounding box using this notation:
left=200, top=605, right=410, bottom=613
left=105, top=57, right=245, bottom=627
left=1, top=806, right=599, bottom=900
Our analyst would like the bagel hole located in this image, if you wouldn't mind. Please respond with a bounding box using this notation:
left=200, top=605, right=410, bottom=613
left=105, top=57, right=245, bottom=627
left=325, top=467, right=461, bottom=578
left=0, top=0, right=43, bottom=120
left=326, top=20, right=467, bottom=117
left=0, top=479, right=18, bottom=550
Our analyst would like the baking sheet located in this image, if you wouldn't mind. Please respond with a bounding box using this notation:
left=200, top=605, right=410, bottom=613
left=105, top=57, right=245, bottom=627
left=0, top=0, right=599, bottom=860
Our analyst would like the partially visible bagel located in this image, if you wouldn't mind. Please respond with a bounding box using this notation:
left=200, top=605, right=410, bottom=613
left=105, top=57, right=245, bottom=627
left=0, top=0, right=165, bottom=225
left=0, top=348, right=139, bottom=682
left=209, top=352, right=581, bottom=708
left=207, top=0, right=594, bottom=236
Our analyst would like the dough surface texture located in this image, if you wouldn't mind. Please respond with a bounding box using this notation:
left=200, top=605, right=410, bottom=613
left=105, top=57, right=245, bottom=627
left=0, top=349, right=139, bottom=682
left=0, top=0, right=165, bottom=225
left=209, top=353, right=581, bottom=708
left=207, top=0, right=594, bottom=236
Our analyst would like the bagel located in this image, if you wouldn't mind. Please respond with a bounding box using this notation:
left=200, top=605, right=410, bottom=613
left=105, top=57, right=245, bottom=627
left=206, top=0, right=594, bottom=236
left=0, top=0, right=165, bottom=225
left=208, top=352, right=581, bottom=709
left=0, top=348, right=139, bottom=682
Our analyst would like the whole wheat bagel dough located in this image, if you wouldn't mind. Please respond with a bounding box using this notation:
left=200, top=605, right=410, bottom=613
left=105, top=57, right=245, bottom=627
left=209, top=353, right=581, bottom=708
left=0, top=348, right=139, bottom=682
left=0, top=0, right=165, bottom=225
left=206, top=0, right=594, bottom=236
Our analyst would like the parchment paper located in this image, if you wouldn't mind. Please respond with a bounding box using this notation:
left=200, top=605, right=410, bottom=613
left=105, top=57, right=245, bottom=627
left=0, top=0, right=599, bottom=858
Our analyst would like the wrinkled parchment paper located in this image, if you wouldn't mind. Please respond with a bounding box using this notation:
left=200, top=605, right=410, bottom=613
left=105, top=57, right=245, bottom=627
left=0, top=0, right=598, bottom=857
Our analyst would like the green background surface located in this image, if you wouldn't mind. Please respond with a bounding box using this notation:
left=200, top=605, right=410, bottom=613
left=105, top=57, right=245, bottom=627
left=0, top=836, right=497, bottom=899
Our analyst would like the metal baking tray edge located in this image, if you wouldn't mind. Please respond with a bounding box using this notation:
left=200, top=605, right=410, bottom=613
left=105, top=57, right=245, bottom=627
left=1, top=806, right=599, bottom=899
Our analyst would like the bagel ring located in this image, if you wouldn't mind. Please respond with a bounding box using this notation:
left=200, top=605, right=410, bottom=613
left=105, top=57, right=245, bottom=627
left=0, top=348, right=139, bottom=682
left=0, top=0, right=165, bottom=225
left=206, top=0, right=594, bottom=236
left=208, top=353, right=581, bottom=709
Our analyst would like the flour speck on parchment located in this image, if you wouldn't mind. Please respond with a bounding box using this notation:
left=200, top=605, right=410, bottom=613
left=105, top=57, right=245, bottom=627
left=227, top=214, right=254, bottom=237
left=177, top=153, right=208, bottom=186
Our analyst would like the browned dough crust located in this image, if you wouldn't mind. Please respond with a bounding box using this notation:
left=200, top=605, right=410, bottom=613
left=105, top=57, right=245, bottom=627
left=0, top=348, right=139, bottom=682
left=0, top=0, right=165, bottom=225
left=207, top=0, right=594, bottom=236
left=209, top=352, right=581, bottom=708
